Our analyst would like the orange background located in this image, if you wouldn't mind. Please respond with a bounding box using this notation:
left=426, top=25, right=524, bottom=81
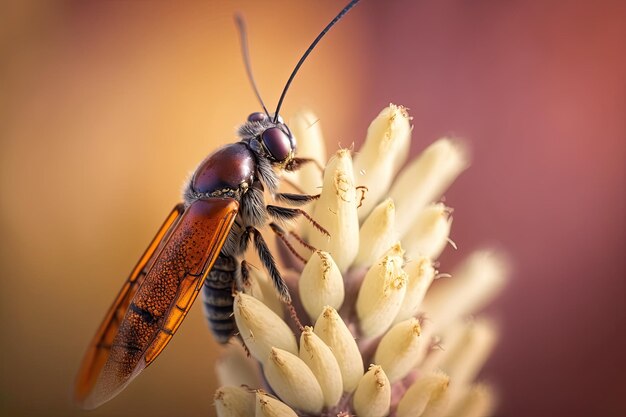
left=1, top=1, right=625, bottom=417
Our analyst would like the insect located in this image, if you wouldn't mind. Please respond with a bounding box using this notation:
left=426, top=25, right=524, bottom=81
left=74, top=0, right=361, bottom=409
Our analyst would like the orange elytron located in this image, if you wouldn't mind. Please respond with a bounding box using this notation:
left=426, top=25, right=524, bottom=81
left=75, top=199, right=238, bottom=408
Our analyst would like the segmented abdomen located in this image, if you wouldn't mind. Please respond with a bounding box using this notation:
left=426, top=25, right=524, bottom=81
left=202, top=253, right=238, bottom=344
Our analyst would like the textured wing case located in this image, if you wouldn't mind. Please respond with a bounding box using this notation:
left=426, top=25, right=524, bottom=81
left=75, top=198, right=238, bottom=409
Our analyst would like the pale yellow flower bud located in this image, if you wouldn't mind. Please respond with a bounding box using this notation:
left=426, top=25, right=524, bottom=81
left=419, top=321, right=465, bottom=375
left=396, top=372, right=450, bottom=417
left=246, top=267, right=284, bottom=320
left=298, top=251, right=344, bottom=321
left=421, top=250, right=509, bottom=331
left=308, top=149, right=359, bottom=272
left=436, top=318, right=498, bottom=386
left=214, top=386, right=255, bottom=417
left=374, top=318, right=422, bottom=383
left=394, top=256, right=436, bottom=323
left=353, top=104, right=412, bottom=219
left=284, top=109, right=326, bottom=195
left=352, top=365, right=391, bottom=417
left=255, top=391, right=298, bottom=417
left=263, top=348, right=324, bottom=415
left=390, top=138, right=469, bottom=235
left=233, top=293, right=297, bottom=363
left=447, top=384, right=496, bottom=417
left=354, top=198, right=398, bottom=267
left=216, top=343, right=262, bottom=388
left=356, top=244, right=408, bottom=339
left=313, top=306, right=364, bottom=392
left=404, top=203, right=452, bottom=261
left=299, top=327, right=343, bottom=407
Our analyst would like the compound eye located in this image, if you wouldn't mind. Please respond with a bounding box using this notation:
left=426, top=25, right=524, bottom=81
left=247, top=112, right=268, bottom=122
left=283, top=124, right=297, bottom=150
left=261, top=127, right=293, bottom=162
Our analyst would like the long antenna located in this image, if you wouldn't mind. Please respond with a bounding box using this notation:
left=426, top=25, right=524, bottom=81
left=273, top=0, right=361, bottom=122
left=235, top=13, right=270, bottom=117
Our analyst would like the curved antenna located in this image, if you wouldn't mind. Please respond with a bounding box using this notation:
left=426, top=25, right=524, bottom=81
left=273, top=0, right=361, bottom=122
left=235, top=13, right=270, bottom=117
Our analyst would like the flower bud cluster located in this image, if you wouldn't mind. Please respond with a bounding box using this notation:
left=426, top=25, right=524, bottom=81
left=215, top=105, right=508, bottom=417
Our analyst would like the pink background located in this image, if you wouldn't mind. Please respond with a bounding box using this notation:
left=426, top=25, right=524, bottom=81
left=361, top=1, right=625, bottom=416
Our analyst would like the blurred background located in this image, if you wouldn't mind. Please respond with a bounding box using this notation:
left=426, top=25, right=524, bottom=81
left=1, top=1, right=624, bottom=416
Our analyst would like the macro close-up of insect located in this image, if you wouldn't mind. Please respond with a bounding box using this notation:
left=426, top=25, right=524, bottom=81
left=2, top=1, right=624, bottom=417
left=74, top=0, right=361, bottom=410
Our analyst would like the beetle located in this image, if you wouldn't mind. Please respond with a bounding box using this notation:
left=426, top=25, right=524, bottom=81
left=74, top=0, right=361, bottom=409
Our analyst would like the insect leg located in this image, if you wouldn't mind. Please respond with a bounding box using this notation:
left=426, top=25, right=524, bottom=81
left=274, top=192, right=320, bottom=206
left=239, top=225, right=253, bottom=253
left=247, top=227, right=291, bottom=303
left=287, top=229, right=316, bottom=251
left=239, top=260, right=251, bottom=287
left=266, top=205, right=329, bottom=237
left=269, top=222, right=307, bottom=263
